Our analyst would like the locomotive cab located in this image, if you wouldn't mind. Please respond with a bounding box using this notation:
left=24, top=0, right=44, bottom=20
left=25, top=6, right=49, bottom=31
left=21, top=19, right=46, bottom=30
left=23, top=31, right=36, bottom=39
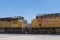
left=31, top=15, right=43, bottom=28
left=31, top=14, right=43, bottom=34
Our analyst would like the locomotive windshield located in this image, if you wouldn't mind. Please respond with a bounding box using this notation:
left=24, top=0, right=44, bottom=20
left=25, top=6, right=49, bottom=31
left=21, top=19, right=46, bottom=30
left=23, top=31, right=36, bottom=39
left=36, top=16, right=43, bottom=19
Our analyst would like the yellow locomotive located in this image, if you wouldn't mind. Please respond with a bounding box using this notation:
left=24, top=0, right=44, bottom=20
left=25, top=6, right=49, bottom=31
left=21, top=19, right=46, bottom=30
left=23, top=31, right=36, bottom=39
left=31, top=13, right=60, bottom=34
left=0, top=16, right=27, bottom=33
left=0, top=13, right=60, bottom=34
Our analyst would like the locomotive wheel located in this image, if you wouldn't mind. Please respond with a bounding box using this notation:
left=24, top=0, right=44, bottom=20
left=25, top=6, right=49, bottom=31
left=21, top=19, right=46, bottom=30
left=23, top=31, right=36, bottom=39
left=31, top=29, right=37, bottom=34
left=0, top=29, right=5, bottom=33
left=47, top=29, right=56, bottom=34
left=39, top=29, right=46, bottom=34
left=31, top=28, right=40, bottom=34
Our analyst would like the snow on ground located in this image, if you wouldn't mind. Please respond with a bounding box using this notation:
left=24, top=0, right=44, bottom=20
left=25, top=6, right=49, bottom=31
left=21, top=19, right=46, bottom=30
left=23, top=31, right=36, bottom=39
left=0, top=34, right=60, bottom=40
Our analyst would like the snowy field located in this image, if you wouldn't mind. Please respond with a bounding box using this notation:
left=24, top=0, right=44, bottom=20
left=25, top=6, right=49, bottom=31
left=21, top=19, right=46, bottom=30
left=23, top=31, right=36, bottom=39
left=0, top=34, right=60, bottom=40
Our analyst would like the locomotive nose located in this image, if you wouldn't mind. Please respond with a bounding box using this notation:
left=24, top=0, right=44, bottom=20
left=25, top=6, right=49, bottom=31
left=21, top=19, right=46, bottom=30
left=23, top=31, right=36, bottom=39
left=37, top=18, right=43, bottom=21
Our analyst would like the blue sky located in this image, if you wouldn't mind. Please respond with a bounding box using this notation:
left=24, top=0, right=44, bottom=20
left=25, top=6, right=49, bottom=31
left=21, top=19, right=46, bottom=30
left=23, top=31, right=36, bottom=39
left=0, top=0, right=60, bottom=23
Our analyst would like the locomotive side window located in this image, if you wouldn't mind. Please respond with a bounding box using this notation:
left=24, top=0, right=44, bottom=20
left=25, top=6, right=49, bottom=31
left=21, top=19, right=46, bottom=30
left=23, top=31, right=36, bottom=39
left=7, top=18, right=11, bottom=22
left=7, top=19, right=11, bottom=22
left=36, top=16, right=39, bottom=19
left=40, top=16, right=43, bottom=19
left=18, top=17, right=24, bottom=20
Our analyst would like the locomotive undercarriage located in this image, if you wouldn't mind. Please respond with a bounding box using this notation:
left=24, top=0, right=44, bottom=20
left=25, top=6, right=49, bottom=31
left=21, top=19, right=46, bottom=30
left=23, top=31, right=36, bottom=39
left=0, top=27, right=60, bottom=34
left=0, top=27, right=27, bottom=34
left=30, top=28, right=56, bottom=34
